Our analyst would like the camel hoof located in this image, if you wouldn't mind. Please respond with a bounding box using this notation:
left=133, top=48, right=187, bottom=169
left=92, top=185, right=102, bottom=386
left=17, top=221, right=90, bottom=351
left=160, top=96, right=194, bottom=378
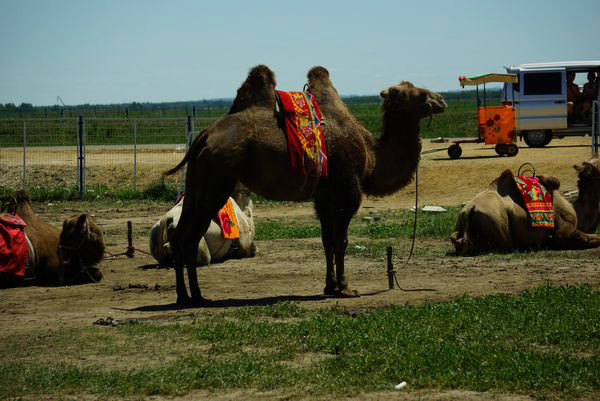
left=323, top=286, right=338, bottom=296
left=193, top=297, right=211, bottom=306
left=337, top=288, right=360, bottom=298
left=176, top=295, right=193, bottom=305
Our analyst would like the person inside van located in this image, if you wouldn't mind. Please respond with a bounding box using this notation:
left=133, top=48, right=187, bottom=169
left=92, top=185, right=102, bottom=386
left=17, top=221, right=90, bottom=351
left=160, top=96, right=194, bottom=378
left=583, top=71, right=598, bottom=101
left=567, top=71, right=590, bottom=121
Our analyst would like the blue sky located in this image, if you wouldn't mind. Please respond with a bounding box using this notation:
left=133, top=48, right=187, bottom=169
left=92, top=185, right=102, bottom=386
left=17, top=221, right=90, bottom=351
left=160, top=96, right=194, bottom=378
left=1, top=0, right=599, bottom=106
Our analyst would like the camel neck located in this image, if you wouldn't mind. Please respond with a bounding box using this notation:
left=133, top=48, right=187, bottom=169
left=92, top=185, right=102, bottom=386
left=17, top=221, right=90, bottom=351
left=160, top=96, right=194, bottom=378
left=575, top=179, right=600, bottom=205
left=362, top=112, right=422, bottom=197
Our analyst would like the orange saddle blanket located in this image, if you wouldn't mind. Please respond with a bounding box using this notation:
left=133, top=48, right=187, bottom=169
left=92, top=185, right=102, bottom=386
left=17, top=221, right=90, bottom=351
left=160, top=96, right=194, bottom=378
left=216, top=199, right=239, bottom=240
left=276, top=90, right=328, bottom=177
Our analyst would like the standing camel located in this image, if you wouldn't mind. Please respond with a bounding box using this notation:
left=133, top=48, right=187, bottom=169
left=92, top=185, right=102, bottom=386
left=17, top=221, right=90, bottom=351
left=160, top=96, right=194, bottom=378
left=164, top=65, right=447, bottom=304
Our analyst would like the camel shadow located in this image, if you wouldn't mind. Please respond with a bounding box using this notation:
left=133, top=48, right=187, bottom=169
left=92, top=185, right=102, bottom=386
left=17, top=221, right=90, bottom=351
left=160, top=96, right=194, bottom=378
left=125, top=289, right=390, bottom=312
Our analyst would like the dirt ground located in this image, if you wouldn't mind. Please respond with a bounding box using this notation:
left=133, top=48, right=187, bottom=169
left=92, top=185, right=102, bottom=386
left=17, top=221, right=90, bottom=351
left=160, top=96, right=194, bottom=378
left=1, top=136, right=599, bottom=400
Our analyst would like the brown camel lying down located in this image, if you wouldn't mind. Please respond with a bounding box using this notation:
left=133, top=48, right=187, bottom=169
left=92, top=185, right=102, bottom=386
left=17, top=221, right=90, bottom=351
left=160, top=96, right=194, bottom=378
left=1, top=190, right=104, bottom=286
left=450, top=167, right=600, bottom=255
left=163, top=65, right=447, bottom=304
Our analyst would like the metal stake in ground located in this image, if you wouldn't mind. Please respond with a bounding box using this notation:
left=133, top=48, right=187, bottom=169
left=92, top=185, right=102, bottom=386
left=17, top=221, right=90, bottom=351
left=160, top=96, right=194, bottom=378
left=386, top=246, right=395, bottom=290
left=126, top=221, right=134, bottom=258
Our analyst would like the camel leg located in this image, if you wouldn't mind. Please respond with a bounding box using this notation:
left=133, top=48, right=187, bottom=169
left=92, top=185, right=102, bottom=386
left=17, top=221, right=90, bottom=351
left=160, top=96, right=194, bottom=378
left=178, top=157, right=237, bottom=304
left=553, top=230, right=600, bottom=250
left=332, top=192, right=361, bottom=298
left=315, top=196, right=336, bottom=295
left=174, top=265, right=191, bottom=305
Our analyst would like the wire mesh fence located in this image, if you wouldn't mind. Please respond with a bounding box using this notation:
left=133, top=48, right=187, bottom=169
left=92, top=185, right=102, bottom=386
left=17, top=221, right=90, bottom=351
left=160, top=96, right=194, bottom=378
left=0, top=116, right=220, bottom=193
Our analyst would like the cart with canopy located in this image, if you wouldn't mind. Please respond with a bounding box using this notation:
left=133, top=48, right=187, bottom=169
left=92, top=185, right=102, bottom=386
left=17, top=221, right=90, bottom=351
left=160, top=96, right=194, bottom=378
left=447, top=73, right=519, bottom=159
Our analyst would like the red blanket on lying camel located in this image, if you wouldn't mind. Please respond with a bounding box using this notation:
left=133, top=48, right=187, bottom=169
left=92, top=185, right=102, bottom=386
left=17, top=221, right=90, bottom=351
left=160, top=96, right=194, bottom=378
left=0, top=214, right=28, bottom=277
left=276, top=90, right=328, bottom=177
left=513, top=176, right=555, bottom=229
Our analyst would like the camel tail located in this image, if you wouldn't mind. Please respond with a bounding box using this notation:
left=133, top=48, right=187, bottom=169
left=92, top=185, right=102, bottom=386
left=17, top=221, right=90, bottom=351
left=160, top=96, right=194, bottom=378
left=163, top=130, right=207, bottom=177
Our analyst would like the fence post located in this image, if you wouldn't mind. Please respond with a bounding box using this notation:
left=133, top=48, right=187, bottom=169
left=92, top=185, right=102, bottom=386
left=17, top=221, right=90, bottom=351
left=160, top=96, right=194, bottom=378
left=177, top=116, right=194, bottom=195
left=133, top=121, right=137, bottom=191
left=186, top=115, right=194, bottom=149
left=593, top=101, right=599, bottom=158
left=22, top=121, right=26, bottom=187
left=77, top=116, right=85, bottom=198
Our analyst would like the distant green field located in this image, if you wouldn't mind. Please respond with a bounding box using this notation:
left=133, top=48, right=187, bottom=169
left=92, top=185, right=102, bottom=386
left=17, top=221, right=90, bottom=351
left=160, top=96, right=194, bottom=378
left=0, top=99, right=481, bottom=148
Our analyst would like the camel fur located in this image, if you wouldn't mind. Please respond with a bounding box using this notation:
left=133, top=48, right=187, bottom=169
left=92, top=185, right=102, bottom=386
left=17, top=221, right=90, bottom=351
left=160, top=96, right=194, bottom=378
left=164, top=65, right=447, bottom=305
left=450, top=168, right=600, bottom=255
left=2, top=191, right=104, bottom=285
left=149, top=184, right=257, bottom=266
left=572, top=158, right=600, bottom=233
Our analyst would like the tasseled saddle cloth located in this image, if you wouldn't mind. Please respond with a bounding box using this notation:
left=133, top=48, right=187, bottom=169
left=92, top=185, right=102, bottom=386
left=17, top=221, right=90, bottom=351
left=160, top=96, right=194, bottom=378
left=0, top=214, right=28, bottom=277
left=275, top=90, right=328, bottom=177
left=513, top=176, right=555, bottom=229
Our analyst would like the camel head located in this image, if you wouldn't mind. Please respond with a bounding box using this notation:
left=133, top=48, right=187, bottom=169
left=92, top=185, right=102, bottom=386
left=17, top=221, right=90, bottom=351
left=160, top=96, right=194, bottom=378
left=231, top=182, right=253, bottom=218
left=574, top=158, right=600, bottom=192
left=60, top=213, right=104, bottom=283
left=574, top=158, right=600, bottom=179
left=229, top=64, right=277, bottom=113
left=380, top=82, right=447, bottom=120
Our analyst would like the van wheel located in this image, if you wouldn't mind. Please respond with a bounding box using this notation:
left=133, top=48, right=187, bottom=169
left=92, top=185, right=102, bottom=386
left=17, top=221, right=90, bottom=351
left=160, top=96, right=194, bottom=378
left=523, top=130, right=551, bottom=148
left=448, top=144, right=462, bottom=159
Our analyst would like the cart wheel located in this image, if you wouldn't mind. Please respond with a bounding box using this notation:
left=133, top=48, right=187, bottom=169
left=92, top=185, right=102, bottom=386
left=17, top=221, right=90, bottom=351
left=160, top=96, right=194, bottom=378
left=495, top=144, right=508, bottom=156
left=506, top=144, right=519, bottom=157
left=448, top=144, right=462, bottom=159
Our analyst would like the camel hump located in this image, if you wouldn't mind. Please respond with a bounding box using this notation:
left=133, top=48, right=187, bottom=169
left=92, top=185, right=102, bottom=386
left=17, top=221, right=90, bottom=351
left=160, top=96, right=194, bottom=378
left=307, top=66, right=330, bottom=81
left=228, top=64, right=277, bottom=114
left=307, top=66, right=335, bottom=91
left=537, top=175, right=560, bottom=192
left=13, top=190, right=31, bottom=205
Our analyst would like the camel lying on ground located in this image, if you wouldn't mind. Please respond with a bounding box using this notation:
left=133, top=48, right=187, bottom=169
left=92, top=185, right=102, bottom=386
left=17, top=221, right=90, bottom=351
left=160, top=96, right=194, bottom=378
left=0, top=190, right=104, bottom=285
left=450, top=164, right=600, bottom=255
left=163, top=65, right=447, bottom=304
left=149, top=184, right=257, bottom=266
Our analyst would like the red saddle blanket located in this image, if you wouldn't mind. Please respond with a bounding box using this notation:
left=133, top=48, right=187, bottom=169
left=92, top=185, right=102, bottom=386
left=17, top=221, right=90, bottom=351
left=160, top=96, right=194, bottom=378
left=276, top=90, right=328, bottom=177
left=0, top=214, right=28, bottom=277
left=513, top=176, right=555, bottom=229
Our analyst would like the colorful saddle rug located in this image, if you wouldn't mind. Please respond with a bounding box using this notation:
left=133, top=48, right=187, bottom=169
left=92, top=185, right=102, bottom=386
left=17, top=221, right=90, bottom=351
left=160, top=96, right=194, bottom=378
left=174, top=192, right=240, bottom=240
left=513, top=176, right=554, bottom=228
left=217, top=199, right=240, bottom=240
left=275, top=90, right=328, bottom=177
left=0, top=214, right=28, bottom=277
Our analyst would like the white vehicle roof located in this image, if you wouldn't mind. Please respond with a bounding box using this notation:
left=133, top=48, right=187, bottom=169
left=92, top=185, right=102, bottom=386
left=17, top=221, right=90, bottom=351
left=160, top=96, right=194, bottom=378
left=507, top=61, right=600, bottom=71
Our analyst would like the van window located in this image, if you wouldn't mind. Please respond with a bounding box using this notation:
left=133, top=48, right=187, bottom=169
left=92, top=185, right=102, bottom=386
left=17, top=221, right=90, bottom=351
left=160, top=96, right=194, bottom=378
left=523, top=72, right=562, bottom=95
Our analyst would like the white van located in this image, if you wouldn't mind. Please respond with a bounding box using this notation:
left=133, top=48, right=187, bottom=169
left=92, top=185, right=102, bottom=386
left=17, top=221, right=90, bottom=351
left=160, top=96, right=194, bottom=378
left=503, top=61, right=600, bottom=147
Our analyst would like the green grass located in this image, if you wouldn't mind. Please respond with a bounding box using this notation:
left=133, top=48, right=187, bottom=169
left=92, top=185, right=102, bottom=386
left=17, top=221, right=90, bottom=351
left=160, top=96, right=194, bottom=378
left=0, top=180, right=179, bottom=202
left=1, top=285, right=598, bottom=399
left=255, top=208, right=461, bottom=241
left=0, top=99, right=481, bottom=149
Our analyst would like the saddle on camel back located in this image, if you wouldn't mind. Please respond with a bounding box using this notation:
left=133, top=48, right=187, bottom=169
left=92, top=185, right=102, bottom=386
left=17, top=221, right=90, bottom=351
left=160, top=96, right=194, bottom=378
left=227, top=64, right=328, bottom=179
left=0, top=213, right=34, bottom=283
left=495, top=169, right=557, bottom=229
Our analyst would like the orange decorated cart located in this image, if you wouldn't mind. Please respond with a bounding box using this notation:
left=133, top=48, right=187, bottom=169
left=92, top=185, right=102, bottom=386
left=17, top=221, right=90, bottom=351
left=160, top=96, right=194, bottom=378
left=447, top=73, right=519, bottom=159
